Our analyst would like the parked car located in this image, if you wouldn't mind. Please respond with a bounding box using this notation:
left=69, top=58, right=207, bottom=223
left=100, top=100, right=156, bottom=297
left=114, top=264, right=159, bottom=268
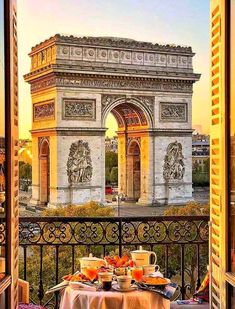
left=105, top=186, right=113, bottom=195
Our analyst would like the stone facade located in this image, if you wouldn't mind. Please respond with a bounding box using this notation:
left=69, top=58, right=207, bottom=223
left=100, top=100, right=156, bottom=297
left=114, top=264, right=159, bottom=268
left=24, top=35, right=200, bottom=206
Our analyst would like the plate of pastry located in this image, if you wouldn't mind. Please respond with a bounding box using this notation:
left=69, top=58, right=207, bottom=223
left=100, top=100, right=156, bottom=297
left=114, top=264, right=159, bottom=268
left=142, top=276, right=171, bottom=286
left=62, top=272, right=89, bottom=283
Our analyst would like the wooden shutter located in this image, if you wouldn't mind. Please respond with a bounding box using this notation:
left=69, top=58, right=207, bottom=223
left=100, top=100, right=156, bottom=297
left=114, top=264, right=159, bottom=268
left=5, top=0, right=19, bottom=308
left=210, top=0, right=227, bottom=308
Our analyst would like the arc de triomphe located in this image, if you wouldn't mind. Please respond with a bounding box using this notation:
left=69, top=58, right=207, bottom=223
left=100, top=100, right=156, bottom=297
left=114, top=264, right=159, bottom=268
left=24, top=35, right=200, bottom=207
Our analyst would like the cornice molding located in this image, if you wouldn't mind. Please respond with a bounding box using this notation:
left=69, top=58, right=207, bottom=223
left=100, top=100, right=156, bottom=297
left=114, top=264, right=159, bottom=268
left=27, top=72, right=195, bottom=94
left=30, top=34, right=193, bottom=55
left=24, top=63, right=200, bottom=82
left=31, top=127, right=107, bottom=136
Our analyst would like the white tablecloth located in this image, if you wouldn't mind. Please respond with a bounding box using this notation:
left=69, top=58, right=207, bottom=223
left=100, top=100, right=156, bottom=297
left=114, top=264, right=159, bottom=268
left=59, top=286, right=170, bottom=309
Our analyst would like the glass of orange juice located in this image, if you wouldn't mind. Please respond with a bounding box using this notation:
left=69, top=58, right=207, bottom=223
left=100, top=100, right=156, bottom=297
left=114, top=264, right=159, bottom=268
left=132, top=267, right=143, bottom=282
left=84, top=267, right=98, bottom=282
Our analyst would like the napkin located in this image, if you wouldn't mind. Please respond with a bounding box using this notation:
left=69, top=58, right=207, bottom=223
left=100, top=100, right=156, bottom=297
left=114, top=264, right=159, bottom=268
left=45, top=281, right=69, bottom=294
left=136, top=282, right=177, bottom=300
left=146, top=270, right=164, bottom=278
left=69, top=281, right=97, bottom=291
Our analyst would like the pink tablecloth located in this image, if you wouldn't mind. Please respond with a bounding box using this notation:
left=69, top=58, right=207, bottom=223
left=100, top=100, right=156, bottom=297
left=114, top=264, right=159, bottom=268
left=59, top=286, right=170, bottom=309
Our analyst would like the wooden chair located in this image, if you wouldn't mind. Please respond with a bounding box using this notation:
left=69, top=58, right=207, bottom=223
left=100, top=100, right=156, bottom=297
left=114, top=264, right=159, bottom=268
left=18, top=279, right=46, bottom=309
left=18, top=279, right=30, bottom=304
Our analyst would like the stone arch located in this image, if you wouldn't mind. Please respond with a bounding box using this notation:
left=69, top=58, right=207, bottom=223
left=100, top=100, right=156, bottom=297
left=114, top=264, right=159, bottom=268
left=39, top=138, right=50, bottom=205
left=26, top=36, right=199, bottom=207
left=102, top=96, right=154, bottom=129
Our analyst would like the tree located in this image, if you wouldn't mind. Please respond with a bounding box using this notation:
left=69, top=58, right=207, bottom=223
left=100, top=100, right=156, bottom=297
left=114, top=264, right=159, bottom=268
left=105, top=152, right=118, bottom=172
left=105, top=152, right=118, bottom=185
left=105, top=167, right=111, bottom=184
left=110, top=166, right=118, bottom=184
left=164, top=202, right=209, bottom=292
left=19, top=161, right=32, bottom=191
left=192, top=159, right=209, bottom=187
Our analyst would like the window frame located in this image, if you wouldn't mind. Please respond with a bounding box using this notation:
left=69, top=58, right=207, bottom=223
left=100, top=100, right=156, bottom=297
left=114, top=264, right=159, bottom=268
left=0, top=1, right=19, bottom=308
left=225, top=0, right=235, bottom=305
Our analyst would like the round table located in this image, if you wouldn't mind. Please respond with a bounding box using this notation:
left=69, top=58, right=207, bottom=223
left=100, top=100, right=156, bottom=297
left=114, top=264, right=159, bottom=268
left=59, top=285, right=170, bottom=309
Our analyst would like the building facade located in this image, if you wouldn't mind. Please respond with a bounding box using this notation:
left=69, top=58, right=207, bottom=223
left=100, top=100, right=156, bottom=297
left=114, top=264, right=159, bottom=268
left=105, top=136, right=118, bottom=153
left=192, top=137, right=210, bottom=173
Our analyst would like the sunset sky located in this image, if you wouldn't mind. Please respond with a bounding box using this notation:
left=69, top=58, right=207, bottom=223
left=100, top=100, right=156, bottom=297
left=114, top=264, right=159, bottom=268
left=15, top=0, right=210, bottom=138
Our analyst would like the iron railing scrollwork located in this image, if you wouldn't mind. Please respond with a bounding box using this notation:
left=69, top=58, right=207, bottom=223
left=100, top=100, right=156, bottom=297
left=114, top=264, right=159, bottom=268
left=0, top=215, right=209, bottom=308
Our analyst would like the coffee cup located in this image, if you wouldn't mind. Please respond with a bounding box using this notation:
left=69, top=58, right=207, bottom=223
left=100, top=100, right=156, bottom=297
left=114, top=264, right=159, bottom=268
left=98, top=272, right=113, bottom=284
left=143, top=264, right=160, bottom=275
left=98, top=272, right=113, bottom=291
left=117, top=275, right=132, bottom=290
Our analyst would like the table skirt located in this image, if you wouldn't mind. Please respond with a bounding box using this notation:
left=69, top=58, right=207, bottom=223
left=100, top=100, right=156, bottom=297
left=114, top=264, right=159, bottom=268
left=60, top=286, right=170, bottom=309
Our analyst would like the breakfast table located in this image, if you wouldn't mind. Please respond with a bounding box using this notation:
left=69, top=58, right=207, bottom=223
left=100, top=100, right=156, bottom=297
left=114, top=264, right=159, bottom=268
left=59, top=285, right=170, bottom=309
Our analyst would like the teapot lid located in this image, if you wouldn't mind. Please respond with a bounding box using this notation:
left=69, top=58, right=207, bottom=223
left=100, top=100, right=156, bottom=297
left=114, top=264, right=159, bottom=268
left=131, top=246, right=149, bottom=253
left=80, top=253, right=103, bottom=261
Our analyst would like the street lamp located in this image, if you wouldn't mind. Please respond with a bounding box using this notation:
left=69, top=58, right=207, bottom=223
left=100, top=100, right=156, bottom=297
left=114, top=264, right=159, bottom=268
left=116, top=193, right=125, bottom=217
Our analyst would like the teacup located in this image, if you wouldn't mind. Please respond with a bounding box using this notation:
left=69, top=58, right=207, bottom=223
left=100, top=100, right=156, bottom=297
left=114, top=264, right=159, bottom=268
left=115, top=267, right=126, bottom=276
left=143, top=264, right=160, bottom=275
left=117, top=275, right=132, bottom=290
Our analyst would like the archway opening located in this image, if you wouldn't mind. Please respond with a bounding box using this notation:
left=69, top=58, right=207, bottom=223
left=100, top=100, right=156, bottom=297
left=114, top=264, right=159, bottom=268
left=105, top=114, right=118, bottom=200
left=104, top=100, right=149, bottom=204
left=127, top=140, right=141, bottom=201
left=39, top=140, right=50, bottom=205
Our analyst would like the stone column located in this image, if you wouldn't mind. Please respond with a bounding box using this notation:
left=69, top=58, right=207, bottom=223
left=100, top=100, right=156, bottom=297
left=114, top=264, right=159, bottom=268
left=117, top=131, right=127, bottom=196
left=48, top=130, right=106, bottom=206
left=153, top=135, right=193, bottom=205
left=29, top=135, right=40, bottom=207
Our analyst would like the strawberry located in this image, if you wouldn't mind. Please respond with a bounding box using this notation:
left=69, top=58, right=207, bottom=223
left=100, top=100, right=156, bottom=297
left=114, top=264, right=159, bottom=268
left=129, top=260, right=134, bottom=267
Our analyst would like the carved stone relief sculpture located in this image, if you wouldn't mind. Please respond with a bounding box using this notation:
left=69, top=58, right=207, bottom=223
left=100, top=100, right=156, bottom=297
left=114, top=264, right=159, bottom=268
left=63, top=99, right=96, bottom=120
left=33, top=100, right=55, bottom=121
left=160, top=103, right=187, bottom=122
left=67, top=140, right=92, bottom=184
left=163, top=141, right=185, bottom=181
left=101, top=94, right=154, bottom=115
left=101, top=95, right=125, bottom=109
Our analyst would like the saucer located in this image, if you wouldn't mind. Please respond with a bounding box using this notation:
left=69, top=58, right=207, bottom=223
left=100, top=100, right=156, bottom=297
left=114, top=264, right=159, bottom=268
left=112, top=284, right=136, bottom=292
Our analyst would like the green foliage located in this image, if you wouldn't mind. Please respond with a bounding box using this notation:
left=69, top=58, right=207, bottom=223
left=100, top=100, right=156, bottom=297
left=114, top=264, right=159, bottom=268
left=105, top=151, right=118, bottom=170
left=19, top=161, right=32, bottom=191
left=164, top=201, right=210, bottom=216
left=163, top=202, right=209, bottom=292
left=105, top=152, right=118, bottom=184
left=19, top=161, right=32, bottom=179
left=105, top=167, right=111, bottom=184
left=192, top=171, right=209, bottom=187
left=42, top=201, right=114, bottom=217
left=192, top=159, right=209, bottom=187
left=110, top=166, right=118, bottom=184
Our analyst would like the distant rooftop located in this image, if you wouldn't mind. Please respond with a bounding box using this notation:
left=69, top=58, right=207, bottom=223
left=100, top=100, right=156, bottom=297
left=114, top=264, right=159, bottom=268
left=31, top=34, right=193, bottom=54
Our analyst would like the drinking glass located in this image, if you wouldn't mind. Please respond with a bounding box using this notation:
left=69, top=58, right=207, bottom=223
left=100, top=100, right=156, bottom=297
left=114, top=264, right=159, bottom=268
left=132, top=267, right=143, bottom=282
left=84, top=267, right=98, bottom=281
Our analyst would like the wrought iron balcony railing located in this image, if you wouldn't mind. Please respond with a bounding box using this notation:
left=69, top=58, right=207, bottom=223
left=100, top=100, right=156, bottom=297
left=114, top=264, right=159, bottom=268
left=1, top=215, right=209, bottom=309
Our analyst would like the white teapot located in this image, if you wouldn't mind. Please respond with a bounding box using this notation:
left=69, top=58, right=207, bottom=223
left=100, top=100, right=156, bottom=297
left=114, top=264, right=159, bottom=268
left=130, top=246, right=157, bottom=267
left=79, top=253, right=107, bottom=273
